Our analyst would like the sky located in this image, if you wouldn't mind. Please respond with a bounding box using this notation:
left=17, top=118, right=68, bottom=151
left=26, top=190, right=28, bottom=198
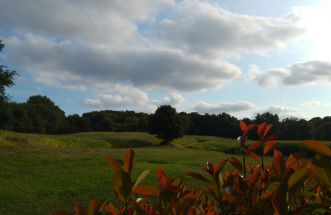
left=1, top=0, right=331, bottom=119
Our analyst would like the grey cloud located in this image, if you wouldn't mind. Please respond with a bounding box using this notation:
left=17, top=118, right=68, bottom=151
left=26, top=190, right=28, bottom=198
left=0, top=0, right=305, bottom=98
left=195, top=101, right=256, bottom=114
left=156, top=1, right=303, bottom=56
left=6, top=34, right=241, bottom=92
left=0, top=0, right=174, bottom=45
left=256, top=61, right=331, bottom=87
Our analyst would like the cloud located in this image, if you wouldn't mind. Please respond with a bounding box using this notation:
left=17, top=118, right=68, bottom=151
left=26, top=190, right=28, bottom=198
left=255, top=61, right=331, bottom=87
left=0, top=0, right=307, bottom=115
left=5, top=34, right=241, bottom=92
left=194, top=101, right=256, bottom=114
left=301, top=101, right=331, bottom=108
left=84, top=84, right=184, bottom=112
left=256, top=105, right=305, bottom=119
left=301, top=101, right=321, bottom=107
left=0, top=0, right=304, bottom=93
left=155, top=1, right=303, bottom=57
left=193, top=101, right=305, bottom=120
left=84, top=84, right=155, bottom=112
left=247, top=64, right=262, bottom=81
left=0, top=0, right=175, bottom=46
left=153, top=93, right=184, bottom=106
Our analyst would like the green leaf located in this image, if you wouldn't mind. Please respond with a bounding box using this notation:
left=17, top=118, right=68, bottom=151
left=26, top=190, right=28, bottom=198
left=312, top=155, right=331, bottom=188
left=112, top=170, right=133, bottom=202
left=288, top=168, right=309, bottom=190
left=271, top=182, right=288, bottom=215
left=133, top=169, right=150, bottom=189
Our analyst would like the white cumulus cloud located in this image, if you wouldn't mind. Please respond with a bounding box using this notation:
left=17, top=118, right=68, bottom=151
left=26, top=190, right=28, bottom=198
left=194, top=101, right=256, bottom=114
left=255, top=61, right=331, bottom=87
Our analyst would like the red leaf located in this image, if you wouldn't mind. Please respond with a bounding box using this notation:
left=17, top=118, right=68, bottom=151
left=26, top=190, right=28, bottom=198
left=157, top=167, right=165, bottom=181
left=258, top=123, right=267, bottom=139
left=247, top=172, right=259, bottom=187
left=103, top=204, right=120, bottom=215
left=248, top=164, right=254, bottom=174
left=261, top=191, right=274, bottom=199
left=228, top=157, right=243, bottom=171
left=87, top=199, right=102, bottom=215
left=303, top=140, right=331, bottom=157
left=132, top=185, right=157, bottom=196
left=124, top=149, right=135, bottom=174
left=273, top=149, right=285, bottom=180
left=75, top=203, right=85, bottom=215
left=286, top=155, right=296, bottom=169
left=243, top=124, right=255, bottom=136
left=301, top=160, right=307, bottom=168
left=240, top=121, right=247, bottom=132
left=157, top=167, right=173, bottom=189
left=286, top=152, right=306, bottom=169
left=263, top=140, right=278, bottom=155
left=213, top=160, right=228, bottom=176
left=264, top=134, right=278, bottom=142
left=106, top=157, right=122, bottom=172
left=248, top=152, right=260, bottom=163
left=247, top=141, right=262, bottom=153
left=263, top=124, right=273, bottom=138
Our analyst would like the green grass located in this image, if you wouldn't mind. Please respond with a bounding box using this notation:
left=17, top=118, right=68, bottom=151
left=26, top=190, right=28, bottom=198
left=0, top=131, right=328, bottom=214
left=0, top=131, right=250, bottom=214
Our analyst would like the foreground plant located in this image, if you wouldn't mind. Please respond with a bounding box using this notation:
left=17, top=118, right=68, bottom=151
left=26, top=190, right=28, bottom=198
left=56, top=121, right=331, bottom=215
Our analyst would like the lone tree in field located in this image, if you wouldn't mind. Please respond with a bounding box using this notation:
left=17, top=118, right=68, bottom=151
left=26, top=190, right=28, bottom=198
left=0, top=40, right=17, bottom=103
left=149, top=105, right=184, bottom=145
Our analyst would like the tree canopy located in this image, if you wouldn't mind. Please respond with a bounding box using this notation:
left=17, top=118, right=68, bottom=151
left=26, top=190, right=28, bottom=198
left=149, top=105, right=184, bottom=145
left=0, top=40, right=17, bottom=103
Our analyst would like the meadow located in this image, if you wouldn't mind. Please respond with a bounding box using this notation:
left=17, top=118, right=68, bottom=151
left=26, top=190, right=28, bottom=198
left=0, top=131, right=329, bottom=214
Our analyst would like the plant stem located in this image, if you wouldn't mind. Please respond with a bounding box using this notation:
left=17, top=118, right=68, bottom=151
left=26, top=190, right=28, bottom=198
left=125, top=202, right=128, bottom=215
left=261, top=143, right=264, bottom=169
left=242, top=146, right=246, bottom=179
left=159, top=195, right=162, bottom=215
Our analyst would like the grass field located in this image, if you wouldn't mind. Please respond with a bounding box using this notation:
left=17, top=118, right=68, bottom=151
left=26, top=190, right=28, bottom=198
left=0, top=131, right=328, bottom=214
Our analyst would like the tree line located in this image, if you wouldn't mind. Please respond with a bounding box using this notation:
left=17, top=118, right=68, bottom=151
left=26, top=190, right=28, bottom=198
left=1, top=95, right=331, bottom=140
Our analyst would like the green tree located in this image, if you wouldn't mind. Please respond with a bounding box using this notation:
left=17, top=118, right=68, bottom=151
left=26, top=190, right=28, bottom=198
left=0, top=40, right=17, bottom=103
left=0, top=102, right=13, bottom=129
left=149, top=105, right=184, bottom=145
left=26, top=95, right=67, bottom=133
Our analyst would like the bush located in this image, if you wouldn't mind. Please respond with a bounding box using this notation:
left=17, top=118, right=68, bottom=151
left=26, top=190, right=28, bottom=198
left=56, top=121, right=331, bottom=215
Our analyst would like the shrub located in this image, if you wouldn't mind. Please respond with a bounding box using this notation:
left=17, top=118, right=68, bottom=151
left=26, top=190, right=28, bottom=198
left=56, top=121, right=331, bottom=215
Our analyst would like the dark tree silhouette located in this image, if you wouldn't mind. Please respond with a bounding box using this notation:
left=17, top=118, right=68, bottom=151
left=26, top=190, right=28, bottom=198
left=149, top=105, right=184, bottom=145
